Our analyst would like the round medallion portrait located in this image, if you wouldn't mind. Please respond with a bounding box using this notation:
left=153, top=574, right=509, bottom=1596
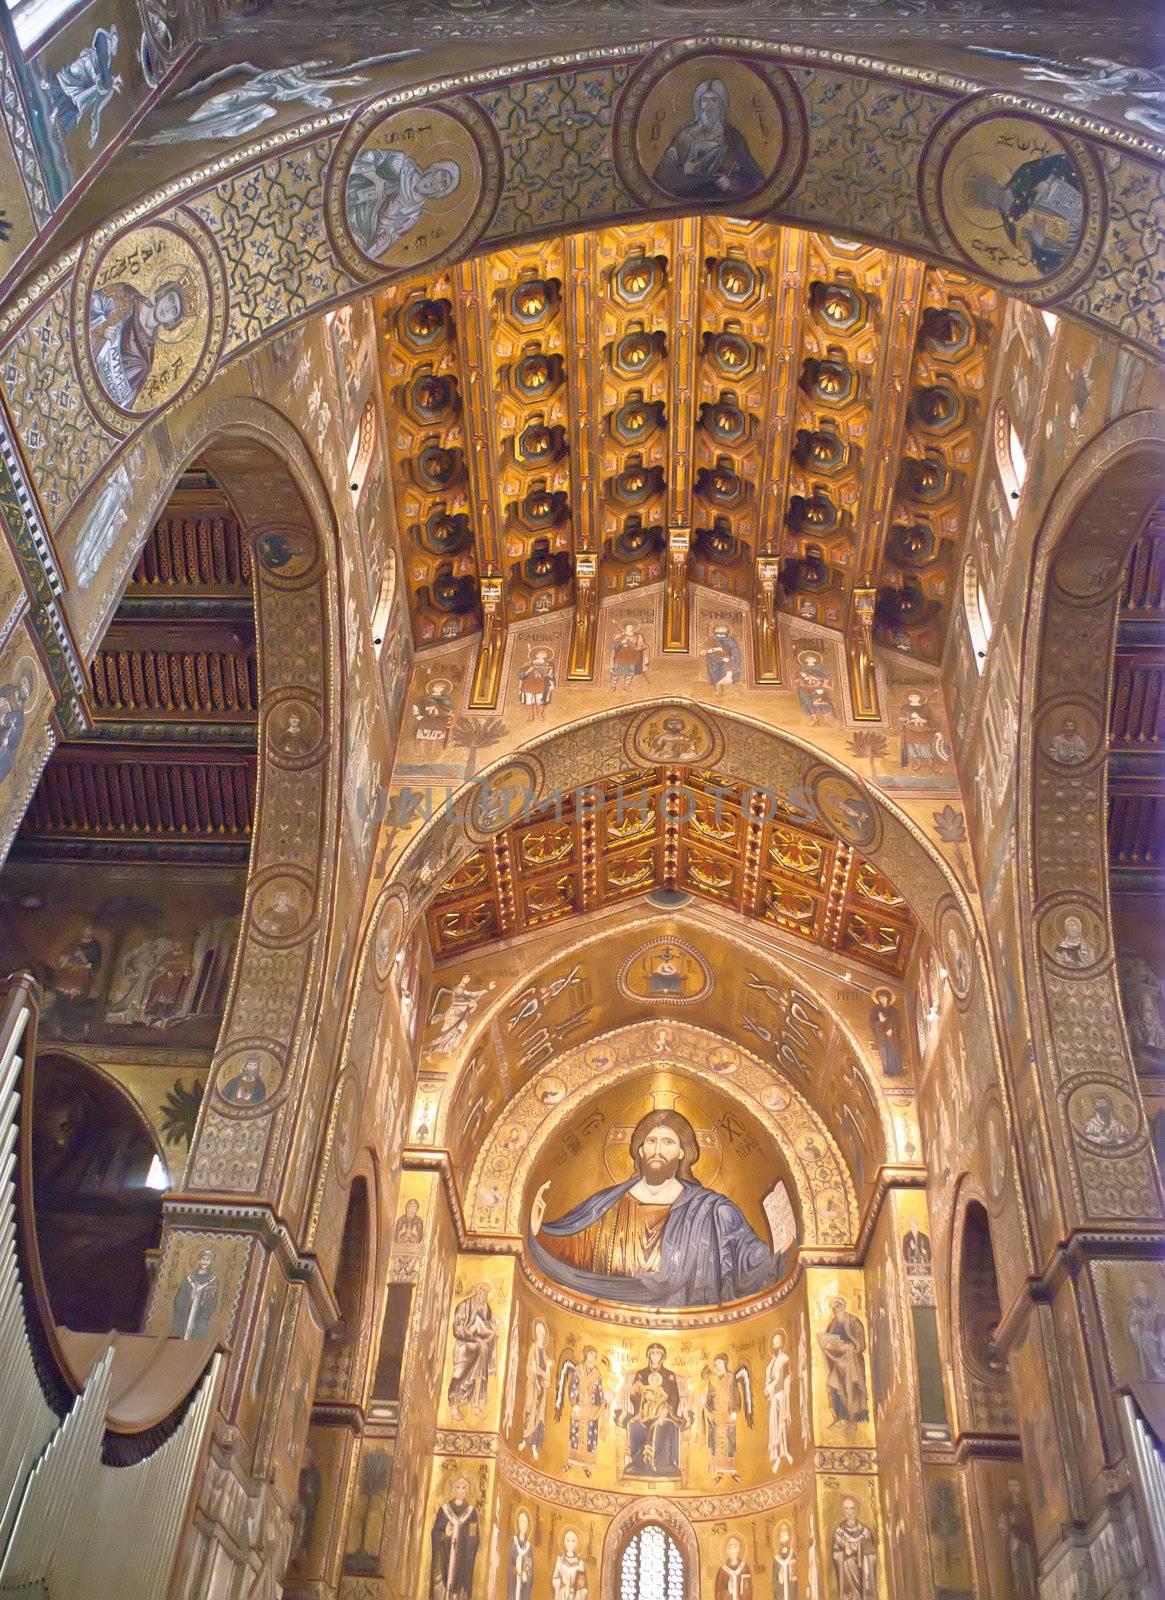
left=255, top=526, right=318, bottom=582
left=333, top=1073, right=361, bottom=1175
left=616, top=48, right=806, bottom=214
left=980, top=1098, right=1009, bottom=1206
left=618, top=937, right=713, bottom=1006
left=1068, top=1082, right=1142, bottom=1153
left=627, top=704, right=722, bottom=768
left=250, top=873, right=314, bottom=941
left=266, top=696, right=324, bottom=764
left=75, top=213, right=225, bottom=431
left=331, top=98, right=501, bottom=279
left=1038, top=901, right=1107, bottom=975
left=922, top=105, right=1104, bottom=299
left=1038, top=702, right=1102, bottom=770
left=936, top=903, right=974, bottom=1004
left=372, top=892, right=406, bottom=987
left=467, top=756, right=542, bottom=838
left=810, top=767, right=881, bottom=853
left=1051, top=544, right=1125, bottom=602
left=217, top=1046, right=282, bottom=1110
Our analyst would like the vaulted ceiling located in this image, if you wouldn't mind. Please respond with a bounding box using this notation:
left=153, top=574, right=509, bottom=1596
left=426, top=764, right=916, bottom=977
left=14, top=471, right=257, bottom=864
left=375, top=217, right=1003, bottom=703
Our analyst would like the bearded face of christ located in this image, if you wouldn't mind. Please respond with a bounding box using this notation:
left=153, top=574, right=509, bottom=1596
left=638, top=1125, right=683, bottom=1182
left=630, top=1110, right=698, bottom=1185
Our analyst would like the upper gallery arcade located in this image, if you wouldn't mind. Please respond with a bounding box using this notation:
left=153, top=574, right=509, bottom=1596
left=0, top=4, right=1158, bottom=1600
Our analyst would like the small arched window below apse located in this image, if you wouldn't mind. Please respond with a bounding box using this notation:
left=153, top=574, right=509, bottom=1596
left=994, top=401, right=1028, bottom=515
left=964, top=556, right=993, bottom=671
left=620, top=1524, right=686, bottom=1600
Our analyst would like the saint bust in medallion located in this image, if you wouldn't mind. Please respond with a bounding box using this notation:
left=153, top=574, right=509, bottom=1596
left=528, top=1108, right=786, bottom=1308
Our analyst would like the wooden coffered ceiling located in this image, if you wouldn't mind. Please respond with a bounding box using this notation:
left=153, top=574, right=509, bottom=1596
left=15, top=469, right=257, bottom=863
left=375, top=217, right=1002, bottom=704
left=1109, top=508, right=1165, bottom=893
left=426, top=765, right=916, bottom=977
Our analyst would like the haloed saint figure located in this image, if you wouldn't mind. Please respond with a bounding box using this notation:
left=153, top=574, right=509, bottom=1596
left=528, top=1109, right=785, bottom=1308
left=652, top=78, right=764, bottom=200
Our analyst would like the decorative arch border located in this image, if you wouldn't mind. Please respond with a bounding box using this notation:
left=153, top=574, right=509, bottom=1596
left=1016, top=408, right=1165, bottom=1227
left=600, top=1496, right=701, bottom=1600
left=465, top=1018, right=859, bottom=1249
left=132, top=401, right=347, bottom=1363
left=431, top=902, right=896, bottom=1208
left=2, top=38, right=1163, bottom=732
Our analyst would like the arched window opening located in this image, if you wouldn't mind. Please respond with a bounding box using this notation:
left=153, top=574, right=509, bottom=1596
left=620, top=1524, right=686, bottom=1600
left=347, top=397, right=378, bottom=505
left=371, top=547, right=398, bottom=655
left=963, top=556, right=993, bottom=669
left=959, top=1201, right=1010, bottom=1393
left=994, top=402, right=1027, bottom=512
left=316, top=1177, right=370, bottom=1402
left=29, top=1053, right=165, bottom=1333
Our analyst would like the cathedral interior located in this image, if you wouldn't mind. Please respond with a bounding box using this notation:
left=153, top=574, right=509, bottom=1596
left=0, top=2, right=1160, bottom=1598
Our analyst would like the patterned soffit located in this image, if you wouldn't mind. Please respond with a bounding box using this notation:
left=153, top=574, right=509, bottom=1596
left=375, top=217, right=1003, bottom=703
left=425, top=764, right=916, bottom=977
left=13, top=470, right=258, bottom=864
left=1109, top=507, right=1165, bottom=893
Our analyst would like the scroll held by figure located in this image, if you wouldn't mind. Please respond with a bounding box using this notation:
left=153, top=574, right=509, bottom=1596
left=528, top=1108, right=787, bottom=1308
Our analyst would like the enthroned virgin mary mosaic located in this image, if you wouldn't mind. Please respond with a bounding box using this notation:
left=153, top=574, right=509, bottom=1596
left=527, top=1097, right=790, bottom=1309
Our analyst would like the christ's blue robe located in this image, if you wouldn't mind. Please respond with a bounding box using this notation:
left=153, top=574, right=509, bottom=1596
left=528, top=1177, right=784, bottom=1308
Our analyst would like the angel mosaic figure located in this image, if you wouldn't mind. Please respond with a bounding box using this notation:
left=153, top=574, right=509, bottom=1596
left=47, top=26, right=122, bottom=149
left=144, top=55, right=417, bottom=143
left=701, top=1351, right=753, bottom=1481
left=428, top=973, right=493, bottom=1056
left=555, top=1346, right=606, bottom=1476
